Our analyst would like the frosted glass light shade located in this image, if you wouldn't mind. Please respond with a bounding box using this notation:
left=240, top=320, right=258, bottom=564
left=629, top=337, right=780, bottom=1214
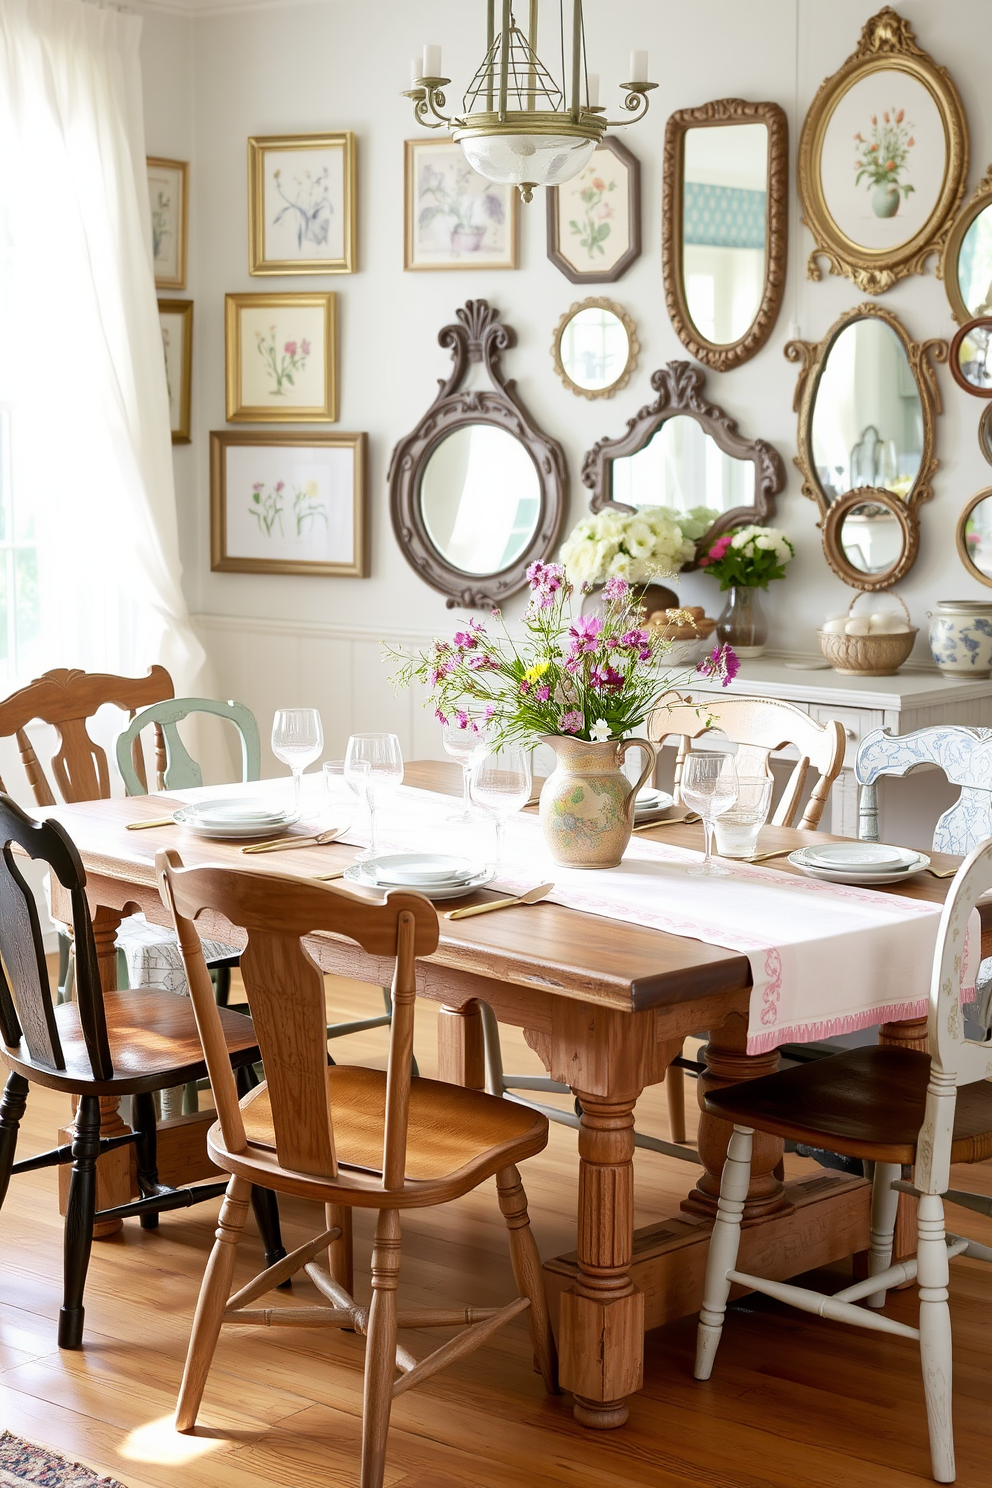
left=458, top=131, right=596, bottom=189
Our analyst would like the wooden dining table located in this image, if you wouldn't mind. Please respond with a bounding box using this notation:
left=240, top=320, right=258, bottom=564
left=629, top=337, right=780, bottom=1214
left=43, top=761, right=989, bottom=1431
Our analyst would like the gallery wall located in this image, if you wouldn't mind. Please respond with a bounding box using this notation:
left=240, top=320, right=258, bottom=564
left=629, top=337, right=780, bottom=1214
left=139, top=0, right=992, bottom=772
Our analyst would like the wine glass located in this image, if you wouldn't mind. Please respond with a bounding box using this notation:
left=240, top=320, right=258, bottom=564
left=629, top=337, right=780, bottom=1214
left=271, top=708, right=323, bottom=817
left=345, top=733, right=403, bottom=861
left=470, top=744, right=532, bottom=871
left=442, top=722, right=485, bottom=824
left=680, top=751, right=738, bottom=878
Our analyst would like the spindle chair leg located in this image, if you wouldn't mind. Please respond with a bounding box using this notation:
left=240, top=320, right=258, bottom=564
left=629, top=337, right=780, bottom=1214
left=361, top=1208, right=401, bottom=1488
left=0, top=1072, right=28, bottom=1209
left=59, top=1094, right=100, bottom=1349
left=917, top=1192, right=955, bottom=1483
left=176, top=1176, right=251, bottom=1432
left=867, top=1161, right=901, bottom=1308
left=694, top=1124, right=753, bottom=1381
left=665, top=1068, right=687, bottom=1144
left=131, top=1092, right=164, bottom=1229
left=327, top=1203, right=354, bottom=1295
left=495, top=1165, right=558, bottom=1393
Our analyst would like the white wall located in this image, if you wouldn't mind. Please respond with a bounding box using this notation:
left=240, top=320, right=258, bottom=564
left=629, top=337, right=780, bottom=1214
left=140, top=0, right=992, bottom=773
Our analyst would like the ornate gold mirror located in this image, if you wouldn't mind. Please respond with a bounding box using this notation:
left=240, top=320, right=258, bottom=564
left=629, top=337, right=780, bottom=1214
left=787, top=303, right=945, bottom=589
left=551, top=298, right=638, bottom=400
left=581, top=360, right=785, bottom=557
left=388, top=300, right=567, bottom=609
left=662, top=99, right=787, bottom=371
left=941, top=167, right=992, bottom=323
left=957, top=488, right=992, bottom=586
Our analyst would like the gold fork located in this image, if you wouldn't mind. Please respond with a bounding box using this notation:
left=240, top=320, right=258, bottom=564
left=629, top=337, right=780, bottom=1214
left=632, top=813, right=701, bottom=832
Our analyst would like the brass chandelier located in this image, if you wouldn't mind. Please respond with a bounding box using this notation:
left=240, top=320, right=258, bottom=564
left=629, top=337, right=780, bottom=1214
left=403, top=0, right=656, bottom=202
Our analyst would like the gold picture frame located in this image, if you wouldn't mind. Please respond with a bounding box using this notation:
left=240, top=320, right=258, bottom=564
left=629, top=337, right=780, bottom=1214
left=404, top=139, right=518, bottom=271
left=797, top=8, right=968, bottom=294
left=225, top=292, right=337, bottom=423
left=210, top=430, right=367, bottom=578
left=147, top=157, right=188, bottom=290
left=158, top=299, right=192, bottom=445
left=248, top=132, right=356, bottom=275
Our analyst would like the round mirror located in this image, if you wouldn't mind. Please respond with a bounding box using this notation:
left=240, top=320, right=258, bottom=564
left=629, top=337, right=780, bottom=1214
left=957, top=488, right=992, bottom=586
left=809, top=316, right=924, bottom=503
left=949, top=317, right=992, bottom=398
left=552, top=298, right=638, bottom=399
left=821, top=489, right=914, bottom=590
left=611, top=413, right=755, bottom=517
left=682, top=122, right=769, bottom=347
left=420, top=425, right=541, bottom=576
left=838, top=500, right=905, bottom=574
left=980, top=404, right=992, bottom=467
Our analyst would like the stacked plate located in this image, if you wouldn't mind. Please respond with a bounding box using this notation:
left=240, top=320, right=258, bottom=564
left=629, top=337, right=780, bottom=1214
left=634, top=786, right=675, bottom=822
left=787, top=841, right=930, bottom=885
left=172, top=798, right=299, bottom=840
left=344, top=853, right=494, bottom=901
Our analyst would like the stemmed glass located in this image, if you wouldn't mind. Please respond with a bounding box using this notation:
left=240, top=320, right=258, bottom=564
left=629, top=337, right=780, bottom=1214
left=345, top=733, right=403, bottom=861
left=271, top=708, right=323, bottom=817
left=680, top=751, right=738, bottom=878
left=470, top=744, right=532, bottom=871
left=442, top=722, right=485, bottom=824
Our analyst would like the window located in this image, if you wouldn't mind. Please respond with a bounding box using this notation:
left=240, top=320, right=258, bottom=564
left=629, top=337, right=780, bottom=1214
left=0, top=410, right=40, bottom=685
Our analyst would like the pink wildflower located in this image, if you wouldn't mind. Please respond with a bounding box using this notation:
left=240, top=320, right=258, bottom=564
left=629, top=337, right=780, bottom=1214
left=590, top=665, right=625, bottom=691
left=620, top=627, right=649, bottom=649
left=467, top=653, right=498, bottom=671
left=695, top=642, right=740, bottom=688
left=534, top=684, right=550, bottom=701
left=559, top=710, right=583, bottom=734
left=603, top=576, right=630, bottom=603
left=453, top=630, right=477, bottom=649
left=434, top=707, right=448, bottom=725
left=568, top=614, right=603, bottom=655
left=300, top=339, right=311, bottom=356
left=284, top=341, right=297, bottom=356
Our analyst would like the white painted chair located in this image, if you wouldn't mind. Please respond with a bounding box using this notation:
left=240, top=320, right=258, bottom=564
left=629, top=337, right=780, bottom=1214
left=694, top=835, right=992, bottom=1483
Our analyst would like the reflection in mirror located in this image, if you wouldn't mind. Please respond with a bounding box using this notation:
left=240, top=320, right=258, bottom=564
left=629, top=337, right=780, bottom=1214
left=957, top=203, right=992, bottom=319
left=810, top=317, right=923, bottom=503
left=559, top=306, right=630, bottom=392
left=839, top=500, right=905, bottom=575
left=959, top=490, right=992, bottom=584
left=420, top=426, right=541, bottom=576
left=611, top=414, right=755, bottom=516
left=950, top=317, right=992, bottom=395
left=683, top=123, right=768, bottom=346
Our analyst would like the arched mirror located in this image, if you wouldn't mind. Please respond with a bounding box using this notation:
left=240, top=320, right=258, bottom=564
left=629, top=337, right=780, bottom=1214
left=943, top=168, right=992, bottom=324
left=581, top=360, right=784, bottom=558
left=662, top=99, right=787, bottom=372
left=957, top=488, right=992, bottom=586
left=388, top=300, right=567, bottom=609
left=949, top=317, right=992, bottom=397
left=822, top=489, right=915, bottom=589
left=551, top=298, right=638, bottom=400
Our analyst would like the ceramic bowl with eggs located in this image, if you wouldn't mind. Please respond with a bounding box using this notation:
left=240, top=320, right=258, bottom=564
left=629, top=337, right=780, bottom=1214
left=818, top=595, right=916, bottom=676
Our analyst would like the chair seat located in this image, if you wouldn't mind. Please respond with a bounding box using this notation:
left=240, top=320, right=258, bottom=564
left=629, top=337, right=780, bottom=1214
left=213, top=1066, right=549, bottom=1206
left=2, top=990, right=260, bottom=1097
left=704, top=1045, right=992, bottom=1165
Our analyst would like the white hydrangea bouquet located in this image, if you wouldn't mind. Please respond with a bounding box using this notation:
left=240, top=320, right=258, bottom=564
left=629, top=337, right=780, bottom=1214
left=697, top=525, right=795, bottom=590
left=559, top=505, right=719, bottom=587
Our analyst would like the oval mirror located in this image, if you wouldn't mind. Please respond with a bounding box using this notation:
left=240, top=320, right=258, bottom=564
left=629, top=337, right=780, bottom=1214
left=957, top=488, right=992, bottom=586
left=839, top=500, right=905, bottom=574
left=552, top=298, right=638, bottom=400
left=980, top=405, right=992, bottom=467
left=611, top=414, right=755, bottom=516
left=663, top=100, right=787, bottom=371
left=821, top=489, right=914, bottom=591
left=420, top=426, right=541, bottom=576
left=949, top=317, right=992, bottom=398
left=943, top=169, right=992, bottom=324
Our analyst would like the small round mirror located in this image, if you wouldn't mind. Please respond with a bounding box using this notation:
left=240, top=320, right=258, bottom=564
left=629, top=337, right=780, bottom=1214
left=958, top=488, right=992, bottom=586
left=838, top=499, right=906, bottom=574
left=552, top=298, right=638, bottom=399
left=949, top=317, right=992, bottom=398
left=420, top=424, right=541, bottom=576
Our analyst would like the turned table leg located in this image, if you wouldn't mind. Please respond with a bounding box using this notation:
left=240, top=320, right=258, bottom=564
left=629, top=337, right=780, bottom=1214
left=437, top=999, right=486, bottom=1089
left=879, top=1014, right=928, bottom=1264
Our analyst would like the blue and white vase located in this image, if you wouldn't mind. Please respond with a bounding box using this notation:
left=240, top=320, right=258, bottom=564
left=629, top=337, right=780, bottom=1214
left=928, top=600, right=992, bottom=679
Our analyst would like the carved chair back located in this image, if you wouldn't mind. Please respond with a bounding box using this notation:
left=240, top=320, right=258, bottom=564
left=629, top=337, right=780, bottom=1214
left=156, top=852, right=439, bottom=1187
left=0, top=667, right=173, bottom=805
left=648, top=694, right=846, bottom=829
left=0, top=795, right=108, bottom=1080
left=856, top=726, right=992, bottom=852
left=115, top=697, right=261, bottom=796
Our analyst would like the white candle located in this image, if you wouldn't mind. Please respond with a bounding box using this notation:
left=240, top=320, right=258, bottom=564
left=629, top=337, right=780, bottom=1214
left=586, top=72, right=600, bottom=106
left=410, top=57, right=422, bottom=86
left=629, top=48, right=648, bottom=83
left=422, top=43, right=442, bottom=78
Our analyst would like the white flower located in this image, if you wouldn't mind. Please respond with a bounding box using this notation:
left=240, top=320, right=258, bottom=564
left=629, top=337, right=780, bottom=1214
left=590, top=718, right=611, bottom=743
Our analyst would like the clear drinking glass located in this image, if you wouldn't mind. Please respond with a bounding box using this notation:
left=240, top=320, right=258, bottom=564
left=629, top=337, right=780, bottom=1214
left=713, top=776, right=774, bottom=860
left=442, top=722, right=484, bottom=823
left=344, top=733, right=403, bottom=861
left=271, top=708, right=323, bottom=816
left=680, top=751, right=739, bottom=877
left=469, top=744, right=532, bottom=871
left=322, top=759, right=362, bottom=837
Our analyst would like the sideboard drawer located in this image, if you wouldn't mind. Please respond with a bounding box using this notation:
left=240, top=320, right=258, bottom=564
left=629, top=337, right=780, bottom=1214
left=808, top=704, right=884, bottom=769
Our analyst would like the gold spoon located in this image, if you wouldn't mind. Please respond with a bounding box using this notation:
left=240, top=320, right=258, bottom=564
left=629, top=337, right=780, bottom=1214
left=632, top=813, right=701, bottom=832
left=445, top=882, right=555, bottom=921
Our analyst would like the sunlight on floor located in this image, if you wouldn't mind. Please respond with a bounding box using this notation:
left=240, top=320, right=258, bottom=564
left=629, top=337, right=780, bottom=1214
left=120, top=1415, right=224, bottom=1465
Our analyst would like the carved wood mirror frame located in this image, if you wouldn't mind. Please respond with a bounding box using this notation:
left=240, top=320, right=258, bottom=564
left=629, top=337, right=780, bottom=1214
left=388, top=300, right=567, bottom=610
left=580, top=360, right=786, bottom=566
left=662, top=98, right=788, bottom=372
left=941, top=165, right=992, bottom=324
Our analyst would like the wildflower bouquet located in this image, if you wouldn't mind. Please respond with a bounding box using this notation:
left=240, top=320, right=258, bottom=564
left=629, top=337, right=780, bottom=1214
left=853, top=107, right=915, bottom=199
left=386, top=563, right=739, bottom=749
left=698, top=525, right=795, bottom=591
left=559, top=505, right=719, bottom=588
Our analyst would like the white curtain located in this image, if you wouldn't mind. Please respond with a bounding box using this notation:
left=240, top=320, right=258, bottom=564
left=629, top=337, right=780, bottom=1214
left=0, top=0, right=206, bottom=694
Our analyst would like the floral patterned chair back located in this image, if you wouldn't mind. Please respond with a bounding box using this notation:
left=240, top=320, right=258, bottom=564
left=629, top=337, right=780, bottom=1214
left=856, top=725, right=992, bottom=854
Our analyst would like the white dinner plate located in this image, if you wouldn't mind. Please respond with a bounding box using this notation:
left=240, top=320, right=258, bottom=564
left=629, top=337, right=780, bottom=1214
left=801, top=842, right=920, bottom=872
left=367, top=853, right=482, bottom=886
left=190, top=799, right=288, bottom=827
left=173, top=804, right=300, bottom=840
left=787, top=847, right=930, bottom=885
left=344, top=862, right=495, bottom=901
left=634, top=789, right=675, bottom=819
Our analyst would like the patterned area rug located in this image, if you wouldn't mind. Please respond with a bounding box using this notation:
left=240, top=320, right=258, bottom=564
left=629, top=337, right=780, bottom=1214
left=0, top=1433, right=127, bottom=1487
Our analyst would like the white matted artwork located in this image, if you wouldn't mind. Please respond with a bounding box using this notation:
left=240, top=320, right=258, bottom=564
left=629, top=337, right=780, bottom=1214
left=158, top=299, right=192, bottom=444
left=405, top=140, right=517, bottom=270
left=147, top=158, right=188, bottom=289
left=547, top=135, right=641, bottom=284
left=248, top=133, right=356, bottom=275
left=225, top=292, right=336, bottom=422
left=210, top=431, right=367, bottom=576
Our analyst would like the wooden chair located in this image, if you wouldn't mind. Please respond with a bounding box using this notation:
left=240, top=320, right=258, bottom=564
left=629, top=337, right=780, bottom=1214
left=0, top=794, right=284, bottom=1349
left=480, top=696, right=845, bottom=1157
left=694, top=835, right=992, bottom=1483
left=857, top=725, right=992, bottom=853
left=156, top=850, right=558, bottom=1488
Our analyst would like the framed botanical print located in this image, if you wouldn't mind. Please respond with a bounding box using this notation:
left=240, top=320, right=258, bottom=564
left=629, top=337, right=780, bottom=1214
left=404, top=140, right=517, bottom=270
left=546, top=136, right=641, bottom=284
left=158, top=299, right=193, bottom=444
left=147, top=158, right=188, bottom=289
left=248, top=132, right=356, bottom=275
left=798, top=8, right=968, bottom=293
left=210, top=431, right=367, bottom=577
left=225, top=292, right=337, bottom=423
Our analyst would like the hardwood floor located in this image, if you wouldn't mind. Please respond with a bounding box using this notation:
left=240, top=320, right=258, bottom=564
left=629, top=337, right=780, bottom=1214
left=1, top=970, right=991, bottom=1487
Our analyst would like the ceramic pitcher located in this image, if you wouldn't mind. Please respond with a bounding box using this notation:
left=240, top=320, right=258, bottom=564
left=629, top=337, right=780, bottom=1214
left=539, top=734, right=655, bottom=869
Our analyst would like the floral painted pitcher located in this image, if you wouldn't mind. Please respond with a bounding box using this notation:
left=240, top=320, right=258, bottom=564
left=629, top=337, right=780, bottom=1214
left=540, top=734, right=655, bottom=869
